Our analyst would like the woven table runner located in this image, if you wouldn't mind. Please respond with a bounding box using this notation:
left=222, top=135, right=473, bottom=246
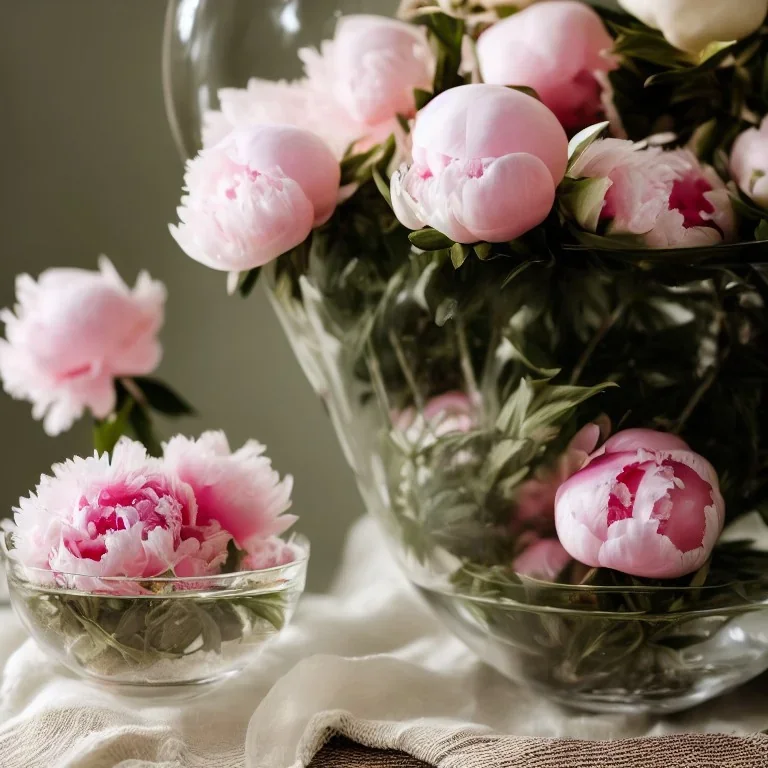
left=307, top=731, right=768, bottom=768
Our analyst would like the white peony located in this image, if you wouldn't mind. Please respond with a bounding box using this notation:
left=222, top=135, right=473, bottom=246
left=619, top=0, right=768, bottom=53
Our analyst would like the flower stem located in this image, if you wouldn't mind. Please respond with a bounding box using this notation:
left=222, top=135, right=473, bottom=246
left=569, top=305, right=625, bottom=386
left=388, top=329, right=426, bottom=412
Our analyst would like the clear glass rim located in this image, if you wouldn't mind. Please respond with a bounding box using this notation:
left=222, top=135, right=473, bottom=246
left=2, top=531, right=310, bottom=584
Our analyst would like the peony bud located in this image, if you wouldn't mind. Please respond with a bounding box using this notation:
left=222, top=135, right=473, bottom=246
left=730, top=117, right=768, bottom=210
left=170, top=126, right=340, bottom=272
left=203, top=15, right=433, bottom=157
left=566, top=139, right=735, bottom=248
left=477, top=1, right=615, bottom=132
left=555, top=430, right=726, bottom=579
left=618, top=0, right=768, bottom=53
left=0, top=258, right=165, bottom=436
left=391, top=84, right=568, bottom=243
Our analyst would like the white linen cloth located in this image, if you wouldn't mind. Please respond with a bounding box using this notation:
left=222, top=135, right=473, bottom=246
left=0, top=515, right=767, bottom=768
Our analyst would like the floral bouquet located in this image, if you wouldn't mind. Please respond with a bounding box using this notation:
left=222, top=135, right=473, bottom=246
left=160, top=0, right=768, bottom=711
left=0, top=261, right=307, bottom=688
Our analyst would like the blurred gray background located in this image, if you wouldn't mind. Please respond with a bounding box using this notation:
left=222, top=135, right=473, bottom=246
left=0, top=0, right=368, bottom=590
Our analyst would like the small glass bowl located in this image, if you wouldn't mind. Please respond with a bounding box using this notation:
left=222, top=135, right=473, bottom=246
left=3, top=534, right=309, bottom=695
left=419, top=569, right=768, bottom=714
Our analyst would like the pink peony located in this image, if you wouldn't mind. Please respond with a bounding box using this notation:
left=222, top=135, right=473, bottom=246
left=7, top=439, right=229, bottom=591
left=516, top=422, right=606, bottom=522
left=477, top=1, right=616, bottom=132
left=391, top=84, right=568, bottom=243
left=163, top=431, right=296, bottom=553
left=554, top=430, right=726, bottom=579
left=170, top=126, right=340, bottom=272
left=0, top=258, right=164, bottom=436
left=568, top=139, right=736, bottom=248
left=203, top=15, right=433, bottom=158
left=394, top=391, right=477, bottom=442
left=730, top=117, right=768, bottom=210
left=241, top=537, right=296, bottom=571
left=513, top=538, right=572, bottom=581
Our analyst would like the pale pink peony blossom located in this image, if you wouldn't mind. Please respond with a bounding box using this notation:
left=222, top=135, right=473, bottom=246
left=7, top=439, right=229, bottom=591
left=391, top=84, right=568, bottom=243
left=555, top=430, right=726, bottom=579
left=170, top=126, right=340, bottom=272
left=203, top=15, right=433, bottom=158
left=477, top=1, right=616, bottom=132
left=513, top=538, right=572, bottom=581
left=163, top=431, right=296, bottom=552
left=730, top=117, right=768, bottom=210
left=241, top=537, right=296, bottom=571
left=568, top=139, right=736, bottom=248
left=0, top=258, right=165, bottom=436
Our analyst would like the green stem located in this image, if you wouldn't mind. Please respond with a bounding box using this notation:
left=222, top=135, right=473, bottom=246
left=388, top=328, right=426, bottom=412
left=569, top=305, right=625, bottom=386
left=455, top=314, right=481, bottom=409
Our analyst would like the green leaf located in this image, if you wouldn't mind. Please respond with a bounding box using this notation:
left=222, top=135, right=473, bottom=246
left=238, top=268, right=261, bottom=298
left=132, top=377, right=195, bottom=417
left=559, top=177, right=613, bottom=231
left=506, top=85, right=540, bottom=101
left=128, top=404, right=163, bottom=457
left=567, top=121, right=610, bottom=168
left=414, top=88, right=433, bottom=110
left=372, top=166, right=393, bottom=209
left=756, top=219, right=768, bottom=241
left=451, top=242, right=470, bottom=269
left=409, top=228, right=455, bottom=251
left=474, top=243, right=493, bottom=261
left=93, top=398, right=134, bottom=457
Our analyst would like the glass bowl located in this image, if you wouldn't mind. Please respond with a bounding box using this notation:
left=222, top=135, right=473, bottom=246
left=422, top=565, right=768, bottom=713
left=3, top=534, right=309, bottom=694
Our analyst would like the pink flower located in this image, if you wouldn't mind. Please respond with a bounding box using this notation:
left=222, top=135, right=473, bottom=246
left=477, top=1, right=616, bottom=132
left=163, top=431, right=295, bottom=552
left=391, top=84, right=568, bottom=243
left=7, top=439, right=229, bottom=591
left=203, top=15, right=433, bottom=158
left=593, top=428, right=690, bottom=459
left=730, top=117, right=768, bottom=210
left=568, top=139, right=736, bottom=248
left=394, top=391, right=477, bottom=442
left=170, top=126, right=341, bottom=273
left=513, top=538, right=571, bottom=581
left=554, top=430, right=726, bottom=578
left=516, top=422, right=605, bottom=522
left=241, top=537, right=296, bottom=571
left=329, top=15, right=433, bottom=128
left=0, top=258, right=164, bottom=436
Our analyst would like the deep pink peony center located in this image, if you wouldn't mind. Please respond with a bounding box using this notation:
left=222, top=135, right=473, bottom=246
left=653, top=460, right=710, bottom=552
left=606, top=462, right=645, bottom=526
left=668, top=173, right=715, bottom=229
left=605, top=457, right=711, bottom=553
left=70, top=481, right=182, bottom=561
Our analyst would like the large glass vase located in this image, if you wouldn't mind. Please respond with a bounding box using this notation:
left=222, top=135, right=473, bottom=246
left=163, top=0, right=768, bottom=713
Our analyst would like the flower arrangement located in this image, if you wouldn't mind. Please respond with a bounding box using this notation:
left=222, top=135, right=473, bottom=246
left=162, top=0, right=768, bottom=711
left=0, top=261, right=305, bottom=687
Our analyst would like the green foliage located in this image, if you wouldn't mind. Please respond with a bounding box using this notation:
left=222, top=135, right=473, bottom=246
left=24, top=589, right=287, bottom=672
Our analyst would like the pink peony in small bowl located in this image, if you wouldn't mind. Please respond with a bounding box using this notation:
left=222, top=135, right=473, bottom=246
left=2, top=433, right=309, bottom=694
